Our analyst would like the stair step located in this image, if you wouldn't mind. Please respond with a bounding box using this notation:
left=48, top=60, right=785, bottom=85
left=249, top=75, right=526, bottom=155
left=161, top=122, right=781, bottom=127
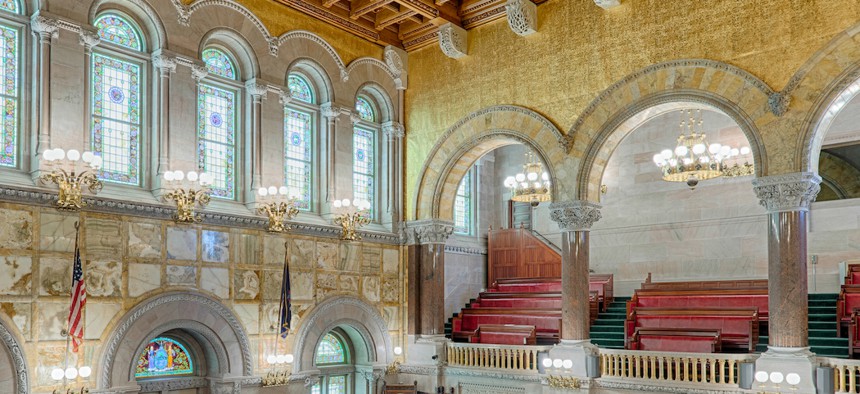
left=591, top=331, right=624, bottom=339
left=808, top=293, right=838, bottom=300
left=810, top=321, right=835, bottom=330
left=810, top=337, right=849, bottom=347
left=811, top=346, right=849, bottom=358
left=808, top=300, right=836, bottom=307
left=591, top=326, right=625, bottom=333
left=592, top=339, right=625, bottom=347
left=809, top=329, right=838, bottom=337
left=810, top=313, right=836, bottom=321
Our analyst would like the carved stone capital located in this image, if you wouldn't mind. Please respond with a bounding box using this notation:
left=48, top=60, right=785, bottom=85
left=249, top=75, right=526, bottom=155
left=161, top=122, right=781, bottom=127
left=78, top=28, right=101, bottom=51
left=245, top=79, right=269, bottom=98
left=31, top=15, right=59, bottom=40
left=752, top=172, right=821, bottom=213
left=382, top=121, right=405, bottom=139
left=768, top=92, right=791, bottom=117
left=594, top=0, right=621, bottom=9
left=152, top=54, right=178, bottom=75
left=505, top=0, right=538, bottom=37
left=320, top=102, right=348, bottom=120
left=191, top=64, right=209, bottom=82
left=351, top=111, right=363, bottom=124
left=438, top=23, right=467, bottom=59
left=277, top=88, right=292, bottom=106
left=404, top=219, right=454, bottom=245
left=549, top=200, right=602, bottom=231
left=384, top=45, right=408, bottom=89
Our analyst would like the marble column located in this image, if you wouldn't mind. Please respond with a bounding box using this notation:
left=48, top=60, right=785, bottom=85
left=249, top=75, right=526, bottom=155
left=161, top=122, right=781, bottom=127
left=78, top=29, right=100, bottom=150
left=151, top=51, right=176, bottom=193
left=30, top=14, right=59, bottom=172
left=548, top=200, right=601, bottom=378
left=382, top=121, right=404, bottom=229
left=752, top=172, right=821, bottom=394
left=320, top=102, right=346, bottom=219
left=245, top=79, right=268, bottom=206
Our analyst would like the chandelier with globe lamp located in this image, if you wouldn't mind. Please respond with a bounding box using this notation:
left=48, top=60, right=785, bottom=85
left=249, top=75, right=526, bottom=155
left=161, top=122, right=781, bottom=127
left=503, top=149, right=551, bottom=206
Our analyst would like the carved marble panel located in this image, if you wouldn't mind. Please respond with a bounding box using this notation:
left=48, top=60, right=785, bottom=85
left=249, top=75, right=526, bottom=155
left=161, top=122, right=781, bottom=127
left=166, top=226, right=198, bottom=261
left=127, top=222, right=162, bottom=259
left=288, top=239, right=315, bottom=269
left=361, top=247, right=381, bottom=274
left=85, top=218, right=121, bottom=259
left=0, top=302, right=30, bottom=340
left=40, top=212, right=77, bottom=252
left=84, top=302, right=121, bottom=340
left=202, top=230, right=229, bottom=263
left=316, top=241, right=338, bottom=270
left=85, top=260, right=122, bottom=297
left=201, top=267, right=229, bottom=298
left=382, top=306, right=399, bottom=330
left=233, top=303, right=259, bottom=335
left=166, top=265, right=197, bottom=286
left=234, top=233, right=259, bottom=265
left=39, top=257, right=70, bottom=296
left=317, top=273, right=336, bottom=289
left=37, top=302, right=67, bottom=340
left=381, top=279, right=398, bottom=303
left=262, top=303, right=279, bottom=333
left=37, top=345, right=73, bottom=385
left=382, top=248, right=398, bottom=275
left=291, top=271, right=314, bottom=301
left=263, top=234, right=287, bottom=265
left=362, top=276, right=380, bottom=302
left=339, top=274, right=359, bottom=293
left=340, top=243, right=360, bottom=272
left=233, top=270, right=260, bottom=300
left=128, top=263, right=161, bottom=297
left=0, top=255, right=31, bottom=295
left=261, top=270, right=283, bottom=300
left=0, top=208, right=32, bottom=250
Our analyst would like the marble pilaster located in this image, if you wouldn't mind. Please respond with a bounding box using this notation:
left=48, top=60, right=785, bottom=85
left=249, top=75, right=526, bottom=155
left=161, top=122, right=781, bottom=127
left=30, top=14, right=59, bottom=170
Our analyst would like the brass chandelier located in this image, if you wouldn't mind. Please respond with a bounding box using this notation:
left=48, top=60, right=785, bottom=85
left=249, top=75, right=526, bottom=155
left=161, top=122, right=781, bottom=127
left=503, top=149, right=551, bottom=206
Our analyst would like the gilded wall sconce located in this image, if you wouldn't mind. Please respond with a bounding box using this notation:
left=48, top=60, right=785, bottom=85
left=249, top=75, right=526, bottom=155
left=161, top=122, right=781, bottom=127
left=332, top=198, right=371, bottom=241
left=162, top=170, right=213, bottom=223
left=40, top=148, right=103, bottom=210
left=256, top=186, right=300, bottom=232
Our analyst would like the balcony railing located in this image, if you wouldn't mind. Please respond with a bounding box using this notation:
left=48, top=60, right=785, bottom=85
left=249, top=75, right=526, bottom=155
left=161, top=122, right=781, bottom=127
left=599, top=348, right=758, bottom=388
left=447, top=342, right=552, bottom=372
left=820, top=357, right=860, bottom=393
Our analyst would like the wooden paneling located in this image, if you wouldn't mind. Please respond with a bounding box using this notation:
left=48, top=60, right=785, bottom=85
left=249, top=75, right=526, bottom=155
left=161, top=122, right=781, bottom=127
left=488, top=228, right=561, bottom=284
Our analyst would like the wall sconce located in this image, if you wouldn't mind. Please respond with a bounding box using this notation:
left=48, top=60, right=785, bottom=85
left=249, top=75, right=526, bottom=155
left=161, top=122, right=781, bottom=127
left=261, top=369, right=291, bottom=387
left=755, top=370, right=801, bottom=393
left=256, top=186, right=299, bottom=233
left=40, top=148, right=103, bottom=210
left=50, top=365, right=91, bottom=394
left=162, top=170, right=213, bottom=223
left=332, top=198, right=371, bottom=241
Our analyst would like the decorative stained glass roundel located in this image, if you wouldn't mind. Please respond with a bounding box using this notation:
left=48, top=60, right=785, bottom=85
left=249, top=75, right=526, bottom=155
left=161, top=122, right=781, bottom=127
left=315, top=333, right=346, bottom=365
left=356, top=149, right=365, bottom=161
left=108, top=86, right=124, bottom=103
left=135, top=337, right=194, bottom=378
left=291, top=132, right=302, bottom=146
left=210, top=112, right=223, bottom=127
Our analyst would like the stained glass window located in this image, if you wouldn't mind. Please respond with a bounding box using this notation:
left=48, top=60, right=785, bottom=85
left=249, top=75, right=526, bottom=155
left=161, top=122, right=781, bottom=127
left=94, top=14, right=143, bottom=51
left=197, top=84, right=236, bottom=199
left=91, top=53, right=141, bottom=184
left=0, top=23, right=18, bottom=167
left=311, top=383, right=321, bottom=394
left=355, top=96, right=374, bottom=122
left=202, top=48, right=236, bottom=80
left=353, top=127, right=375, bottom=219
left=0, top=0, right=19, bottom=14
left=285, top=109, right=312, bottom=210
left=134, top=337, right=193, bottom=378
left=288, top=74, right=313, bottom=103
left=327, top=376, right=346, bottom=394
left=454, top=169, right=472, bottom=235
left=315, top=333, right=346, bottom=365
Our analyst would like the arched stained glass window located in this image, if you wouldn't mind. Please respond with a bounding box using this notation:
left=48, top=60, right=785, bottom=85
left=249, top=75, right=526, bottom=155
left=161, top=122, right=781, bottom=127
left=315, top=333, right=346, bottom=365
left=94, top=14, right=143, bottom=51
left=0, top=0, right=20, bottom=14
left=285, top=109, right=312, bottom=210
left=288, top=74, right=313, bottom=103
left=197, top=84, right=236, bottom=199
left=134, top=337, right=194, bottom=378
left=0, top=21, right=19, bottom=167
left=355, top=96, right=374, bottom=122
left=454, top=169, right=472, bottom=235
left=90, top=53, right=141, bottom=184
left=353, top=127, right=375, bottom=219
left=202, top=48, right=236, bottom=80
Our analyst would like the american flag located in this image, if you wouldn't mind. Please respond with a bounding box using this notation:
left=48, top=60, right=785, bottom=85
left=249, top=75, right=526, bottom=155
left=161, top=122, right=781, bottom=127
left=68, top=227, right=86, bottom=352
left=278, top=243, right=291, bottom=339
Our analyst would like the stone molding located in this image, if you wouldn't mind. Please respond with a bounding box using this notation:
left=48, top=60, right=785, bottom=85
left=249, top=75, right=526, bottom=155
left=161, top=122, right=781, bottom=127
left=138, top=377, right=208, bottom=393
left=277, top=87, right=292, bottom=106
left=550, top=200, right=602, bottom=231
left=99, top=292, right=253, bottom=388
left=595, top=379, right=738, bottom=394
left=444, top=245, right=487, bottom=255
left=345, top=57, right=397, bottom=83
left=752, top=172, right=821, bottom=213
left=142, top=320, right=230, bottom=375
left=191, top=64, right=209, bottom=82
left=0, top=320, right=28, bottom=394
left=320, top=102, right=351, bottom=119
left=89, top=0, right=168, bottom=45
left=505, top=0, right=537, bottom=37
left=398, top=363, right=443, bottom=376
left=403, top=219, right=454, bottom=245
left=382, top=121, right=405, bottom=139
left=593, top=0, right=621, bottom=9
left=448, top=367, right=541, bottom=383
left=438, top=23, right=467, bottom=59
left=278, top=31, right=349, bottom=80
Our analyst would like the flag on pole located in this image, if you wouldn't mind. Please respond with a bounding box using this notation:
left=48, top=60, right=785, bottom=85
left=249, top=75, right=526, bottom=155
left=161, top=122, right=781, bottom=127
left=68, top=223, right=86, bottom=352
left=278, top=243, right=292, bottom=339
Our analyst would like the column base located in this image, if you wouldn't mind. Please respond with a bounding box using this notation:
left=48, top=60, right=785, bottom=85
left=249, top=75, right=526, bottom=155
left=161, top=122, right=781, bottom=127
left=546, top=339, right=599, bottom=378
left=754, top=346, right=817, bottom=393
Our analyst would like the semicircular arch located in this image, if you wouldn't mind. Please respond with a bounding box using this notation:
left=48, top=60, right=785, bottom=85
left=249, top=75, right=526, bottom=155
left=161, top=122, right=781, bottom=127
left=0, top=314, right=28, bottom=394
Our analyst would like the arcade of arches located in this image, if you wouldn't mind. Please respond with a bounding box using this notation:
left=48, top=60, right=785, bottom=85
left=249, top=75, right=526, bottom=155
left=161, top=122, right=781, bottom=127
left=1, top=1, right=860, bottom=394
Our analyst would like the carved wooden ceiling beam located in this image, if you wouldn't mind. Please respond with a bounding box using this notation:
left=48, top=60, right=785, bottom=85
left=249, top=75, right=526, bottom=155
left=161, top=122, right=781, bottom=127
left=376, top=8, right=417, bottom=30
left=350, top=0, right=395, bottom=19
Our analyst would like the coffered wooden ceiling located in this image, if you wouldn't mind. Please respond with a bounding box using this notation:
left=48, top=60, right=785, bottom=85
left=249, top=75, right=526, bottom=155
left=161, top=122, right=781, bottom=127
left=272, top=0, right=545, bottom=50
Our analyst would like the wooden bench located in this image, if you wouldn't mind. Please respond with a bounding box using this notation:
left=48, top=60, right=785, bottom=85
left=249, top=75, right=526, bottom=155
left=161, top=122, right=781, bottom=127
left=639, top=274, right=767, bottom=291
left=846, top=264, right=860, bottom=285
left=383, top=381, right=418, bottom=394
left=625, top=307, right=759, bottom=352
left=837, top=285, right=860, bottom=336
left=452, top=308, right=562, bottom=345
left=590, top=274, right=614, bottom=310
left=472, top=291, right=599, bottom=324
left=627, top=288, right=769, bottom=323
left=629, top=328, right=722, bottom=353
left=473, top=324, right=537, bottom=345
left=491, top=275, right=614, bottom=311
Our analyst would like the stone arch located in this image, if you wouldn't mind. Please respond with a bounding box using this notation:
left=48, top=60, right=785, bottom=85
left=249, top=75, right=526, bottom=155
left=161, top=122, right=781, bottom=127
left=292, top=296, right=392, bottom=373
left=575, top=91, right=768, bottom=202
left=413, top=105, right=572, bottom=221
left=278, top=31, right=348, bottom=82
left=89, top=0, right=168, bottom=50
left=287, top=57, right=334, bottom=104
left=567, top=60, right=774, bottom=201
left=789, top=21, right=860, bottom=174
left=199, top=28, right=261, bottom=80
left=0, top=314, right=28, bottom=394
left=819, top=151, right=860, bottom=199
left=355, top=82, right=395, bottom=123
left=97, top=291, right=253, bottom=390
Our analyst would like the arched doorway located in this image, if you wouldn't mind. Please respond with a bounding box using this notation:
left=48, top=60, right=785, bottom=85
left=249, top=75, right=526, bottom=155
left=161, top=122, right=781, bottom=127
left=0, top=316, right=28, bottom=394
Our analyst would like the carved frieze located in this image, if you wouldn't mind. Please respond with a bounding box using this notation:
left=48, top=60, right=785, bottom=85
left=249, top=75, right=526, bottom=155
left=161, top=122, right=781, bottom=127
left=549, top=200, right=602, bottom=231
left=752, top=172, right=821, bottom=213
left=768, top=91, right=791, bottom=116
left=505, top=0, right=537, bottom=37
left=439, top=23, right=468, bottom=59
left=0, top=321, right=28, bottom=394
left=403, top=219, right=454, bottom=245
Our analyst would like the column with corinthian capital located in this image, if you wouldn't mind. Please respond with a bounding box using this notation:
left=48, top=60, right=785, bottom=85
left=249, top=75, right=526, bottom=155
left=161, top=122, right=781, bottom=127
left=548, top=200, right=601, bottom=378
left=752, top=172, right=820, bottom=394
left=30, top=14, right=59, bottom=174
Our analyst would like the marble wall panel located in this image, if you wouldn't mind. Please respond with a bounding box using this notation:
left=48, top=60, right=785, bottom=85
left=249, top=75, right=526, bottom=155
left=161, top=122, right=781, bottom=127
left=37, top=302, right=67, bottom=340
left=202, top=230, right=230, bottom=263
left=39, top=257, right=71, bottom=296
left=339, top=274, right=359, bottom=293
left=289, top=238, right=315, bottom=269
left=361, top=247, right=381, bottom=274
left=444, top=252, right=486, bottom=318
left=201, top=267, right=230, bottom=298
left=0, top=208, right=32, bottom=250
left=166, top=226, right=197, bottom=261
left=166, top=265, right=197, bottom=286
left=382, top=248, right=399, bottom=275
left=85, top=218, right=122, bottom=259
left=40, top=212, right=76, bottom=252
left=0, top=302, right=30, bottom=340
left=262, top=303, right=279, bottom=333
left=261, top=270, right=283, bottom=300
left=316, top=241, right=338, bottom=270
left=317, top=273, right=336, bottom=289
left=0, top=255, right=31, bottom=295
left=383, top=306, right=399, bottom=330
left=36, top=345, right=73, bottom=386
left=233, top=303, right=259, bottom=335
left=291, top=271, right=314, bottom=301
left=263, top=235, right=287, bottom=265
left=84, top=302, right=121, bottom=340
left=235, top=233, right=259, bottom=265
left=128, top=222, right=162, bottom=259
left=234, top=270, right=260, bottom=300
left=128, top=263, right=161, bottom=297
left=86, top=260, right=122, bottom=297
left=340, top=244, right=360, bottom=272
left=381, top=279, right=398, bottom=303
left=362, top=276, right=380, bottom=302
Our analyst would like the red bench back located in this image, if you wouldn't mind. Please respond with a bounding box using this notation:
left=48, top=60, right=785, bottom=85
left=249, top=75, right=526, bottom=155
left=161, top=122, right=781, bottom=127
left=633, top=294, right=769, bottom=318
left=632, top=330, right=721, bottom=353
left=838, top=287, right=860, bottom=322
left=456, top=310, right=562, bottom=333
left=473, top=298, right=562, bottom=309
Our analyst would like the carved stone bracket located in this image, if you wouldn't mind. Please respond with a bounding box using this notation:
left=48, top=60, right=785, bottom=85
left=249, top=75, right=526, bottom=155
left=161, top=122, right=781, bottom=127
left=752, top=172, right=821, bottom=213
left=152, top=53, right=178, bottom=75
left=439, top=23, right=467, bottom=59
left=191, top=64, right=209, bottom=83
left=594, top=0, right=621, bottom=9
left=384, top=45, right=408, bottom=89
left=78, top=28, right=101, bottom=52
left=550, top=200, right=602, bottom=231
left=505, top=0, right=537, bottom=37
left=320, top=102, right=350, bottom=120
left=245, top=79, right=269, bottom=99
left=768, top=91, right=791, bottom=116
left=403, top=219, right=454, bottom=245
left=31, top=14, right=60, bottom=41
left=277, top=87, right=292, bottom=106
left=382, top=121, right=405, bottom=139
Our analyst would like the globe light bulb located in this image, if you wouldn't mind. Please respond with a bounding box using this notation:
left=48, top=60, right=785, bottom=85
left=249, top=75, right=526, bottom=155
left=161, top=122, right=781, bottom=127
left=333, top=200, right=342, bottom=208
left=54, top=148, right=66, bottom=160
left=65, top=367, right=78, bottom=380
left=187, top=171, right=198, bottom=182
left=91, top=156, right=102, bottom=169
left=164, top=171, right=175, bottom=181
left=279, top=186, right=288, bottom=195
left=82, top=151, right=94, bottom=163
left=394, top=347, right=403, bottom=356
left=534, top=182, right=541, bottom=189
left=720, top=145, right=731, bottom=156
left=660, top=149, right=673, bottom=160
left=709, top=143, right=722, bottom=154
left=268, top=186, right=277, bottom=195
left=770, top=372, right=784, bottom=384
left=51, top=368, right=64, bottom=381
left=562, top=359, right=573, bottom=369
left=515, top=173, right=526, bottom=182
left=342, top=199, right=351, bottom=207
left=527, top=172, right=538, bottom=181
left=668, top=159, right=678, bottom=167
left=552, top=359, right=563, bottom=369
left=285, top=354, right=294, bottom=363
left=504, top=177, right=515, bottom=187
left=542, top=172, right=549, bottom=181
left=79, top=366, right=92, bottom=378
left=755, top=371, right=768, bottom=383
left=692, top=143, right=706, bottom=155
left=43, top=149, right=55, bottom=161
left=276, top=354, right=287, bottom=364
left=200, top=173, right=212, bottom=185
left=541, top=358, right=552, bottom=368
left=682, top=158, right=692, bottom=165
left=740, top=146, right=751, bottom=155
left=674, top=146, right=688, bottom=156
left=266, top=355, right=277, bottom=364
left=730, top=148, right=740, bottom=156
left=174, top=170, right=185, bottom=181
left=67, top=149, right=81, bottom=161
left=653, top=153, right=664, bottom=165
left=258, top=187, right=268, bottom=196
left=786, top=373, right=801, bottom=385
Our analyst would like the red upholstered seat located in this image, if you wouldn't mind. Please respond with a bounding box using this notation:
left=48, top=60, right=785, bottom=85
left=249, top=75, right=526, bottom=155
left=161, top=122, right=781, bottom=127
left=473, top=324, right=536, bottom=345
left=627, top=289, right=770, bottom=322
left=630, top=328, right=722, bottom=353
left=452, top=308, right=561, bottom=344
left=837, top=286, right=860, bottom=337
left=625, top=308, right=759, bottom=352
